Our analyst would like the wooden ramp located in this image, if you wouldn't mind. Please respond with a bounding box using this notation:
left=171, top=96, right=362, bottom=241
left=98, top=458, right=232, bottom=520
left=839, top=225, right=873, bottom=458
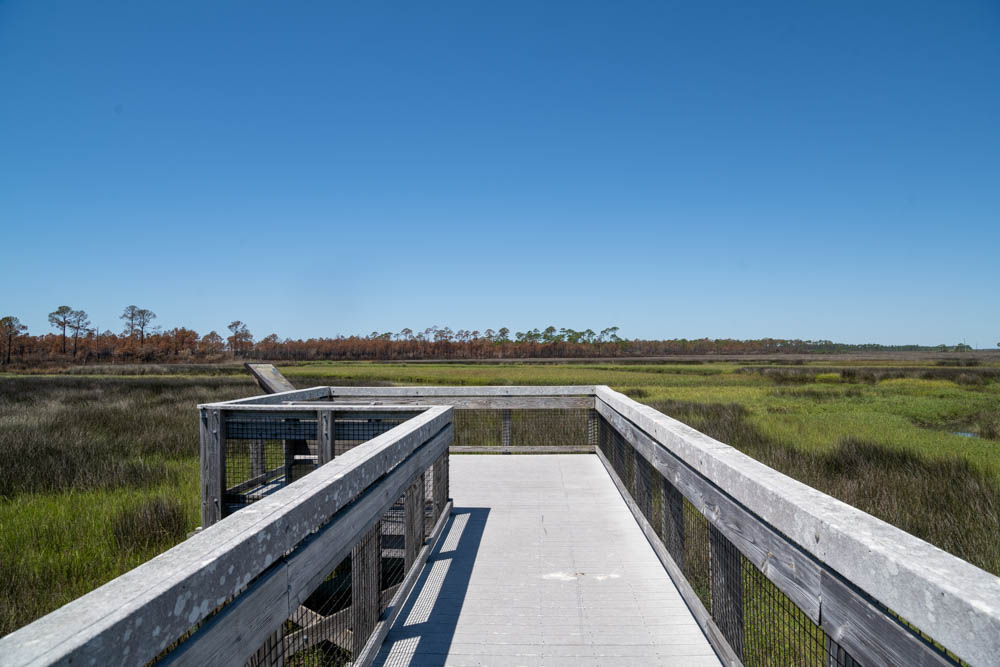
left=373, top=455, right=720, bottom=666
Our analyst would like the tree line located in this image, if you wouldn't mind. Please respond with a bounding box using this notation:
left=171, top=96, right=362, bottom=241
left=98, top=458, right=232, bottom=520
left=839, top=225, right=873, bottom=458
left=0, top=306, right=984, bottom=367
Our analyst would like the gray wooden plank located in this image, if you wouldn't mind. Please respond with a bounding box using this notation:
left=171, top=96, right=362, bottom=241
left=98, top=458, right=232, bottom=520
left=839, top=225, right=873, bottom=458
left=200, top=408, right=224, bottom=527
left=317, top=409, right=333, bottom=465
left=199, top=386, right=331, bottom=408
left=352, top=524, right=382, bottom=656
left=820, top=570, right=953, bottom=667
left=326, top=396, right=594, bottom=410
left=404, top=478, right=425, bottom=570
left=327, top=386, right=597, bottom=397
left=245, top=363, right=298, bottom=394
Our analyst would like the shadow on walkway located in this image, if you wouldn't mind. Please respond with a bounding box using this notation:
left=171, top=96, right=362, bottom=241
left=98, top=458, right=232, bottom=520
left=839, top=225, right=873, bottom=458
left=373, top=507, right=489, bottom=666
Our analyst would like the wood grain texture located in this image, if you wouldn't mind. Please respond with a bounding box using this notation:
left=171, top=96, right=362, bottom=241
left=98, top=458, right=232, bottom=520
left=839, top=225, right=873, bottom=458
left=317, top=409, right=333, bottom=465
left=820, top=570, right=954, bottom=667
left=404, top=478, right=425, bottom=570
left=200, top=408, right=224, bottom=528
left=245, top=363, right=297, bottom=394
left=352, top=524, right=382, bottom=656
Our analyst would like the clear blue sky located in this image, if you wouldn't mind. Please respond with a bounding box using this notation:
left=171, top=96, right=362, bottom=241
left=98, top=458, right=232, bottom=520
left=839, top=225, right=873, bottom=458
left=2, top=1, right=998, bottom=347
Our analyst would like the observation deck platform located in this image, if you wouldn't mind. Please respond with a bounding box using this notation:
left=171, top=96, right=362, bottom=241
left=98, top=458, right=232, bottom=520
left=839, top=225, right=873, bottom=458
left=374, top=455, right=720, bottom=666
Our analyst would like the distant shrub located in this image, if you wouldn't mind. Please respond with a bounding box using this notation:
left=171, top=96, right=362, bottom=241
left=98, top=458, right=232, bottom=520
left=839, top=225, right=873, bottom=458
left=815, top=373, right=840, bottom=383
left=742, top=365, right=999, bottom=386
left=978, top=411, right=1000, bottom=440
left=623, top=387, right=650, bottom=399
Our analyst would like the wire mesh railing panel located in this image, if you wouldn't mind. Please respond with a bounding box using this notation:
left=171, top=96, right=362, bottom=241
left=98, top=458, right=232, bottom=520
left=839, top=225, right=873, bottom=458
left=380, top=497, right=407, bottom=616
left=452, top=408, right=593, bottom=449
left=243, top=468, right=444, bottom=667
left=223, top=413, right=318, bottom=515
left=335, top=415, right=414, bottom=456
left=221, top=412, right=419, bottom=518
left=683, top=496, right=712, bottom=610
left=597, top=412, right=868, bottom=667
left=739, top=540, right=826, bottom=667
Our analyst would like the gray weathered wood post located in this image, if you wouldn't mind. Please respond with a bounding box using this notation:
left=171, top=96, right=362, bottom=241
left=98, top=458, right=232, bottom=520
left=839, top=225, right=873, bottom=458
left=317, top=409, right=333, bottom=465
left=200, top=408, right=225, bottom=527
left=352, top=523, right=382, bottom=657
left=405, top=477, right=426, bottom=569
left=661, top=476, right=685, bottom=568
left=250, top=441, right=266, bottom=480
left=709, top=524, right=744, bottom=660
left=433, top=452, right=448, bottom=521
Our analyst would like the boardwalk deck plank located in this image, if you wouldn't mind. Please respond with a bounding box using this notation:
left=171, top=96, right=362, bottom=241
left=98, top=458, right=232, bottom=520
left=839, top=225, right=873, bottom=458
left=372, top=455, right=720, bottom=667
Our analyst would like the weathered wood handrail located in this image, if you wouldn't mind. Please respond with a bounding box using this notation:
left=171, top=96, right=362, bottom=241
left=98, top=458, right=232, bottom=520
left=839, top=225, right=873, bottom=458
left=595, top=386, right=1000, bottom=667
left=0, top=406, right=452, bottom=667
left=212, top=384, right=1000, bottom=666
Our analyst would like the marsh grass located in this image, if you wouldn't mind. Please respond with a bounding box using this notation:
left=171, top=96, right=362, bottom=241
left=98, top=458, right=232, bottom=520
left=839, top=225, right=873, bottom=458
left=741, top=365, right=1000, bottom=385
left=3, top=360, right=999, bottom=637
left=647, top=399, right=1000, bottom=574
left=0, top=376, right=253, bottom=634
left=112, top=496, right=188, bottom=553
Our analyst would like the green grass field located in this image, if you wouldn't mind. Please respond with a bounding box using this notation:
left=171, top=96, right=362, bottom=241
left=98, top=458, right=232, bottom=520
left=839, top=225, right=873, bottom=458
left=1, top=359, right=998, bottom=635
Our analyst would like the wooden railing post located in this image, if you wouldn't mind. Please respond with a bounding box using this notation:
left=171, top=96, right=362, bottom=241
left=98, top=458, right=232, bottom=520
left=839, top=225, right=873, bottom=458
left=662, top=476, right=684, bottom=568
left=405, top=477, right=426, bottom=569
left=709, top=524, right=744, bottom=660
left=352, top=523, right=382, bottom=657
left=432, top=452, right=448, bottom=521
left=200, top=408, right=225, bottom=527
left=317, top=409, right=333, bottom=466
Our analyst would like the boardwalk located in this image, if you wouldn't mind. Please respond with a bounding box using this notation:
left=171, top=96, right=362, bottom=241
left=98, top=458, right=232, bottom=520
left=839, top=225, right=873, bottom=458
left=373, top=455, right=720, bottom=666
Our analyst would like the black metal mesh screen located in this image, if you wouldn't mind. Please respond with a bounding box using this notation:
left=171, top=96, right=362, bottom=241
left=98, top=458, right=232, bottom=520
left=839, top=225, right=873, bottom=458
left=597, top=414, right=864, bottom=667
left=223, top=412, right=317, bottom=515
left=335, top=414, right=415, bottom=456
left=451, top=408, right=594, bottom=450
left=221, top=411, right=417, bottom=517
left=242, top=450, right=449, bottom=667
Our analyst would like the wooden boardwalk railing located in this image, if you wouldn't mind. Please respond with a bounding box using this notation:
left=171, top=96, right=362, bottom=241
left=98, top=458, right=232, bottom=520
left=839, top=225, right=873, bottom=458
left=0, top=405, right=452, bottom=667
left=201, top=384, right=1000, bottom=667
left=2, top=383, right=999, bottom=666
